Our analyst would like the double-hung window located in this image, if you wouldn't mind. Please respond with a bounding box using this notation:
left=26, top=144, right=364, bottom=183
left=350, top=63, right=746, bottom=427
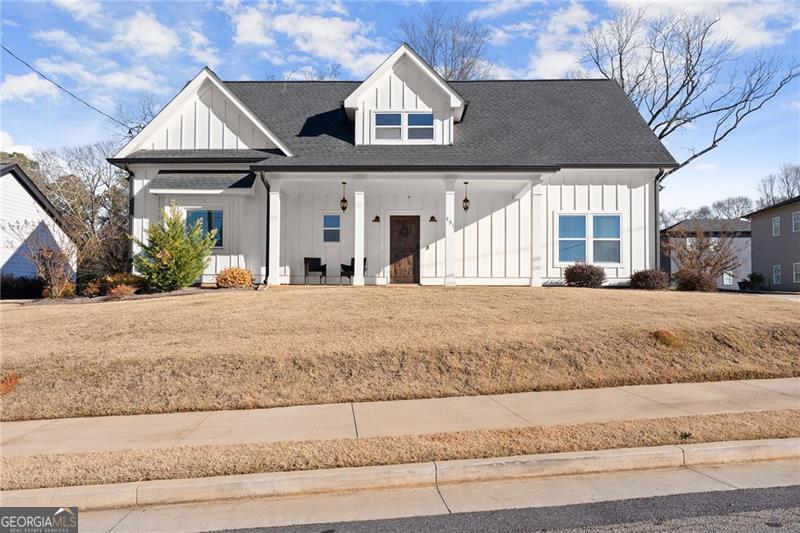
left=772, top=216, right=781, bottom=236
left=793, top=211, right=800, bottom=233
left=558, top=215, right=587, bottom=262
left=593, top=215, right=621, bottom=263
left=558, top=214, right=622, bottom=264
left=187, top=209, right=223, bottom=247
left=322, top=213, right=341, bottom=243
left=773, top=264, right=782, bottom=285
left=723, top=271, right=733, bottom=286
left=373, top=112, right=434, bottom=143
left=794, top=263, right=800, bottom=284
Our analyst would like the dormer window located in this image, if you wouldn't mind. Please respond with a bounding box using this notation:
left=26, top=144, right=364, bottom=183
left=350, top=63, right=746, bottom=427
left=373, top=112, right=435, bottom=144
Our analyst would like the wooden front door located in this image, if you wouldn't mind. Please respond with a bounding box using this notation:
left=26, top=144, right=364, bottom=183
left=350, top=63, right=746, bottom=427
left=390, top=216, right=420, bottom=284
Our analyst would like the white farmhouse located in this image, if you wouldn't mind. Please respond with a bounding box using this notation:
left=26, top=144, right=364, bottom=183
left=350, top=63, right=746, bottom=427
left=0, top=163, right=76, bottom=279
left=110, top=44, right=677, bottom=286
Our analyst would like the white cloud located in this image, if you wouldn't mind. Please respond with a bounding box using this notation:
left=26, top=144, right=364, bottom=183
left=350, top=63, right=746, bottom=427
left=0, top=131, right=35, bottom=157
left=52, top=0, right=103, bottom=24
left=611, top=1, right=800, bottom=51
left=35, top=57, right=166, bottom=95
left=0, top=73, right=59, bottom=103
left=527, top=1, right=595, bottom=78
left=187, top=29, right=221, bottom=68
left=113, top=11, right=180, bottom=57
left=694, top=163, right=718, bottom=173
left=232, top=6, right=275, bottom=47
left=2, top=18, right=19, bottom=26
left=468, top=0, right=537, bottom=21
left=33, top=29, right=98, bottom=56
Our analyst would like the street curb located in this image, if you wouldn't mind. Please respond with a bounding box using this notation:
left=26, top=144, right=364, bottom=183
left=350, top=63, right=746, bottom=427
left=1, top=438, right=797, bottom=511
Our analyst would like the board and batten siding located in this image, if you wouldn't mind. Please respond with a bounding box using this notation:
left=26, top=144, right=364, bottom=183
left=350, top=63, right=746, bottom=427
left=127, top=80, right=275, bottom=152
left=354, top=55, right=454, bottom=146
left=128, top=164, right=268, bottom=283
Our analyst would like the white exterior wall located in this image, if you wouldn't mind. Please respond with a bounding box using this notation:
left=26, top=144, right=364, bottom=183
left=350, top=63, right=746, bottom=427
left=129, top=163, right=267, bottom=284
left=125, top=80, right=275, bottom=152
left=1, top=173, right=76, bottom=278
left=354, top=55, right=454, bottom=146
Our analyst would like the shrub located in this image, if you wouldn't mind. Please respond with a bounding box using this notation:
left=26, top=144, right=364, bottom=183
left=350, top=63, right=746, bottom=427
left=564, top=263, right=606, bottom=288
left=216, top=267, right=253, bottom=289
left=630, top=269, right=671, bottom=290
left=105, top=284, right=137, bottom=300
left=81, top=279, right=102, bottom=297
left=675, top=270, right=717, bottom=292
left=0, top=274, right=45, bottom=299
left=746, top=272, right=766, bottom=291
left=42, top=281, right=75, bottom=298
left=131, top=203, right=217, bottom=292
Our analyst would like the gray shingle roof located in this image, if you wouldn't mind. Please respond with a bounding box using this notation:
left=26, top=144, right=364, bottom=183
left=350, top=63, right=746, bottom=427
left=661, top=218, right=751, bottom=235
left=108, top=149, right=280, bottom=163
left=744, top=195, right=800, bottom=218
left=149, top=171, right=256, bottom=190
left=223, top=79, right=677, bottom=169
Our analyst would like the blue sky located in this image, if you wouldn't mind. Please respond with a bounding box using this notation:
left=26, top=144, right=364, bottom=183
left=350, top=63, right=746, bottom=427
left=1, top=0, right=798, bottom=211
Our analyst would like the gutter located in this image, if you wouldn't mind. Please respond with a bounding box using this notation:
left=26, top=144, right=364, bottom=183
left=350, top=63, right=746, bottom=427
left=653, top=168, right=667, bottom=271
left=124, top=164, right=135, bottom=273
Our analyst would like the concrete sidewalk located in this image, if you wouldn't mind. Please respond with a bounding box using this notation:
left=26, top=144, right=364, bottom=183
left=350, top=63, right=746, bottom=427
left=1, top=378, right=797, bottom=457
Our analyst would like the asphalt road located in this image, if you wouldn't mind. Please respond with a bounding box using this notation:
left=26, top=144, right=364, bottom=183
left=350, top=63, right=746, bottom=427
left=225, top=485, right=800, bottom=533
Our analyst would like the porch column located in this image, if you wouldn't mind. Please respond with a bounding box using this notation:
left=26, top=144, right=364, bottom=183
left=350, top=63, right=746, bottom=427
left=444, top=178, right=456, bottom=286
left=353, top=184, right=365, bottom=286
left=530, top=179, right=545, bottom=286
left=267, top=178, right=282, bottom=286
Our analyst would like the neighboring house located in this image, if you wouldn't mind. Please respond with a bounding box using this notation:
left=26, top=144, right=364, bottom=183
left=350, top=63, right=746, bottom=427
left=108, top=44, right=676, bottom=286
left=745, top=196, right=800, bottom=292
left=0, top=163, right=77, bottom=279
left=659, top=218, right=751, bottom=290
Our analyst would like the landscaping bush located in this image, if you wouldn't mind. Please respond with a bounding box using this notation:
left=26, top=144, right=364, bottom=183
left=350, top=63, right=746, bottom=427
left=131, top=203, right=217, bottom=292
left=674, top=270, right=717, bottom=292
left=630, top=269, right=671, bottom=290
left=563, top=263, right=606, bottom=288
left=81, top=279, right=102, bottom=297
left=81, top=273, right=147, bottom=297
left=216, top=267, right=253, bottom=289
left=105, top=284, right=137, bottom=300
left=0, top=274, right=45, bottom=299
left=42, top=281, right=75, bottom=298
left=746, top=272, right=766, bottom=291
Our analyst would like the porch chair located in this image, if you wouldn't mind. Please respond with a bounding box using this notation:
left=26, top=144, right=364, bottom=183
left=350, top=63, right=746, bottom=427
left=303, top=257, right=327, bottom=285
left=340, top=257, right=367, bottom=285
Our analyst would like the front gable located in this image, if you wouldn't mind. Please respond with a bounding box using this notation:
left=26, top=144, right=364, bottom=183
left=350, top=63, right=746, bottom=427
left=344, top=44, right=466, bottom=146
left=114, top=68, right=293, bottom=159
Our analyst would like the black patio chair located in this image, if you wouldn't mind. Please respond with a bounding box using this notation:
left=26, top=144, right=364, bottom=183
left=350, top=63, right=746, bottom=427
left=340, top=257, right=367, bottom=285
left=304, top=257, right=327, bottom=285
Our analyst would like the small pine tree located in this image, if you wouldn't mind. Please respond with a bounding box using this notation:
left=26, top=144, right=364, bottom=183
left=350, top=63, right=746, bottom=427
left=131, top=203, right=217, bottom=292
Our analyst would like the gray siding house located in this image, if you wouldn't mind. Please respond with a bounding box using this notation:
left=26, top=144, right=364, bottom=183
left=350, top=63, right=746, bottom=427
left=660, top=219, right=751, bottom=290
left=746, top=196, right=800, bottom=292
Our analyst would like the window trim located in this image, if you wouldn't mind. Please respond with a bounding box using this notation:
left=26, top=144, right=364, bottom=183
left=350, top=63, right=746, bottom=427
left=723, top=271, right=734, bottom=286
left=772, top=216, right=780, bottom=237
left=185, top=207, right=225, bottom=250
left=792, top=211, right=800, bottom=233
left=793, top=262, right=800, bottom=284
left=320, top=210, right=342, bottom=246
left=773, top=264, right=782, bottom=285
left=554, top=212, right=624, bottom=267
left=557, top=214, right=587, bottom=264
left=371, top=110, right=436, bottom=145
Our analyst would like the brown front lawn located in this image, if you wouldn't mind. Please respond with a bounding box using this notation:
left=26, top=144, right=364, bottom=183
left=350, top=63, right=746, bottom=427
left=1, top=286, right=798, bottom=421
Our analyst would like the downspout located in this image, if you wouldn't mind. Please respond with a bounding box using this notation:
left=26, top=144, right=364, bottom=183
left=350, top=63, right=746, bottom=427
left=124, top=164, right=135, bottom=273
left=259, top=171, right=269, bottom=285
left=654, top=168, right=666, bottom=271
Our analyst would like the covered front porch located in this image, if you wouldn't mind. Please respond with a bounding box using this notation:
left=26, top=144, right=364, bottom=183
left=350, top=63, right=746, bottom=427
left=266, top=173, right=550, bottom=286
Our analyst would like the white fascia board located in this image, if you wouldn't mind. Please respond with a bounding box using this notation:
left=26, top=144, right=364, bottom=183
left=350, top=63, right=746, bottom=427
left=148, top=188, right=254, bottom=196
left=343, top=44, right=466, bottom=121
left=114, top=67, right=294, bottom=158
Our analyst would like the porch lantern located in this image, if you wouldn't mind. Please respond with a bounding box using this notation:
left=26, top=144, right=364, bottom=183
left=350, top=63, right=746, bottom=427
left=462, top=182, right=470, bottom=213
left=372, top=214, right=381, bottom=223
left=428, top=215, right=438, bottom=222
left=339, top=182, right=348, bottom=212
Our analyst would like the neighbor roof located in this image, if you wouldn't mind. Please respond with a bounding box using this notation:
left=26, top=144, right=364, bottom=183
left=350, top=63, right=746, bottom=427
left=220, top=79, right=677, bottom=170
left=149, top=170, right=257, bottom=190
left=0, top=163, right=73, bottom=235
left=661, top=218, right=751, bottom=235
left=743, top=195, right=800, bottom=218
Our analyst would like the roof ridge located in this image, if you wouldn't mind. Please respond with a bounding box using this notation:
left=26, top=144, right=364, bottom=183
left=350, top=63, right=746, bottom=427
left=222, top=78, right=614, bottom=84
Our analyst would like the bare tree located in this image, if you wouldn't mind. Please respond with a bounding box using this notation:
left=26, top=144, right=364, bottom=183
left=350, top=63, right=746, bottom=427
left=662, top=219, right=742, bottom=291
left=114, top=93, right=160, bottom=142
left=2, top=220, right=77, bottom=298
left=756, top=163, right=800, bottom=208
left=283, top=63, right=342, bottom=81
left=711, top=196, right=754, bottom=219
left=400, top=3, right=491, bottom=81
left=584, top=8, right=799, bottom=175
